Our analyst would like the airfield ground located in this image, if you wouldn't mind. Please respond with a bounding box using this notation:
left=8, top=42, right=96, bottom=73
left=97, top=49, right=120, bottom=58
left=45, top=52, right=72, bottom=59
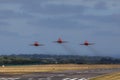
left=0, top=64, right=120, bottom=80
left=90, top=72, right=120, bottom=80
left=0, top=64, right=120, bottom=73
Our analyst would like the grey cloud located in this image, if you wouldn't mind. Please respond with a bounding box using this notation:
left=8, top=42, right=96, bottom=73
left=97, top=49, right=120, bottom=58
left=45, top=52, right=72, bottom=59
left=94, top=30, right=120, bottom=36
left=99, top=14, right=120, bottom=24
left=28, top=17, right=93, bottom=30
left=0, top=21, right=9, bottom=26
left=27, top=12, right=120, bottom=31
left=0, top=10, right=33, bottom=19
left=86, top=14, right=120, bottom=26
left=28, top=18, right=78, bottom=28
left=94, top=1, right=108, bottom=10
left=0, top=0, right=45, bottom=4
left=73, top=13, right=120, bottom=26
left=21, top=3, right=87, bottom=15
left=0, top=30, right=19, bottom=37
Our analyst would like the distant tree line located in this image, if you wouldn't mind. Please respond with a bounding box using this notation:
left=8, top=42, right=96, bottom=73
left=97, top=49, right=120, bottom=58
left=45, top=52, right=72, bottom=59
left=0, top=54, right=120, bottom=65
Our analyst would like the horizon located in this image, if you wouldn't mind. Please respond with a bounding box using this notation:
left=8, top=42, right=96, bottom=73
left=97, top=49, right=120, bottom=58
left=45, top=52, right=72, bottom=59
left=0, top=53, right=119, bottom=59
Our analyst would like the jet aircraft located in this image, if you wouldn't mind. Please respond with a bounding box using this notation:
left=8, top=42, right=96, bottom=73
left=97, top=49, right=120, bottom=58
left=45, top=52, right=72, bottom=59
left=53, top=38, right=68, bottom=44
left=30, top=41, right=44, bottom=46
left=80, top=41, right=95, bottom=46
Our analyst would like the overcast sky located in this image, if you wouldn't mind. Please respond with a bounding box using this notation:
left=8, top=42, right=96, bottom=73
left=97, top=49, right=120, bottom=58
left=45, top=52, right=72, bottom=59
left=0, top=0, right=120, bottom=58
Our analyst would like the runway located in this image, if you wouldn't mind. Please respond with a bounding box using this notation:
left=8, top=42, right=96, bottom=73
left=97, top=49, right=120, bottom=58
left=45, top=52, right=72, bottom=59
left=0, top=68, right=120, bottom=80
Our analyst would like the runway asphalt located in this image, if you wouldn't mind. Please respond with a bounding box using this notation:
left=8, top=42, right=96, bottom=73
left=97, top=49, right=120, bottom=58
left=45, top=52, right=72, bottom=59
left=0, top=68, right=120, bottom=80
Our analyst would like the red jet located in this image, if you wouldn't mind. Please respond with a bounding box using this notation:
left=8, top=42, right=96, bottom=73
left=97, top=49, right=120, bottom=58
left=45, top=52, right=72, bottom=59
left=30, top=41, right=44, bottom=46
left=54, top=38, right=68, bottom=44
left=80, top=41, right=95, bottom=46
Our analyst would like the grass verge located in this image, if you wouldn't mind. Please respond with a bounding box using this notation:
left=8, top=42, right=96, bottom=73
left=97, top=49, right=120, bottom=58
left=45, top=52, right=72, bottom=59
left=90, top=72, right=120, bottom=80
